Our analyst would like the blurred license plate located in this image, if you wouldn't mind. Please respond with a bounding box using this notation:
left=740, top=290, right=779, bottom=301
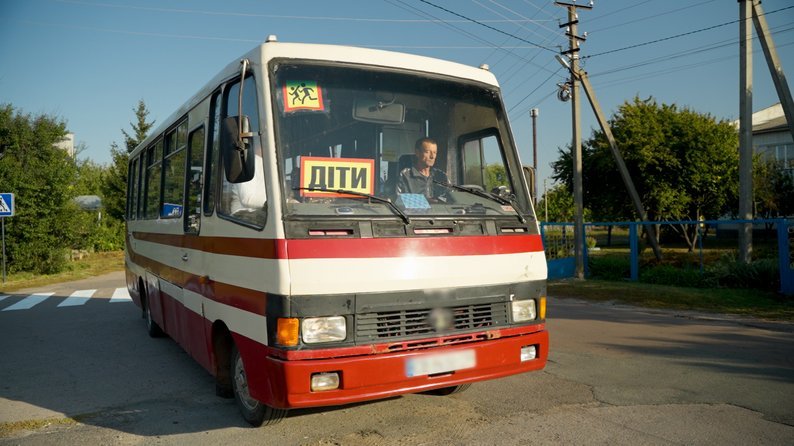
left=405, top=349, right=476, bottom=377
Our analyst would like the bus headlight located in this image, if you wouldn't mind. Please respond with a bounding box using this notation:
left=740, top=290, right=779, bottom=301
left=511, top=299, right=537, bottom=322
left=302, top=316, right=346, bottom=344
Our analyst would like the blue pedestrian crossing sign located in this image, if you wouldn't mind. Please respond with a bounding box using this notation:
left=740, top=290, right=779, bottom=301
left=0, top=193, right=14, bottom=217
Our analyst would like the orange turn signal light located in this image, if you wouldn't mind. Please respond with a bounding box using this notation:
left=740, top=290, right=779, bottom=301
left=277, top=318, right=300, bottom=346
left=539, top=297, right=547, bottom=320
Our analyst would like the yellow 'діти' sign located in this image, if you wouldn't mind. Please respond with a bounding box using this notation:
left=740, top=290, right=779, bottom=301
left=300, top=157, right=375, bottom=198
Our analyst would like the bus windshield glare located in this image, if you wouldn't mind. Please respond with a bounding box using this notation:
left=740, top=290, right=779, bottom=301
left=270, top=61, right=534, bottom=220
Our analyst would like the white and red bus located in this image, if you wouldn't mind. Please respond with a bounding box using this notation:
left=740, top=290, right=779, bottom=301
left=125, top=36, right=548, bottom=426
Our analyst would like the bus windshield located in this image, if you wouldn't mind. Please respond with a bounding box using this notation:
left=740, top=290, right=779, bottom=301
left=271, top=61, right=533, bottom=220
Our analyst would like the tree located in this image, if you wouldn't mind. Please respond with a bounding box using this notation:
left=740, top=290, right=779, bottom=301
left=122, top=99, right=155, bottom=153
left=754, top=157, right=794, bottom=219
left=538, top=183, right=591, bottom=223
left=552, top=97, right=739, bottom=251
left=0, top=104, right=78, bottom=273
left=101, top=142, right=129, bottom=222
left=102, top=100, right=155, bottom=221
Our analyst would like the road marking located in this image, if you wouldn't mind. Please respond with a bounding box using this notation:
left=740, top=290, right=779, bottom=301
left=58, top=289, right=97, bottom=307
left=0, top=295, right=8, bottom=302
left=109, top=287, right=132, bottom=303
left=2, top=292, right=55, bottom=311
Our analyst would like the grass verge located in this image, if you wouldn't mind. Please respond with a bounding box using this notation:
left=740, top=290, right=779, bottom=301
left=548, top=279, right=794, bottom=321
left=0, top=417, right=80, bottom=438
left=0, top=251, right=124, bottom=293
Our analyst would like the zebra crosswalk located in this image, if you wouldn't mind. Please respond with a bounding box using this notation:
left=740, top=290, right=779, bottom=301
left=0, top=287, right=132, bottom=312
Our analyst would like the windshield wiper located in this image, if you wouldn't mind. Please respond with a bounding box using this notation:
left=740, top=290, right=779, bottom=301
left=293, top=187, right=411, bottom=224
left=434, top=181, right=526, bottom=224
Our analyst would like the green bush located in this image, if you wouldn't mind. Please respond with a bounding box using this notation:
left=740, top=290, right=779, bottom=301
left=9, top=240, right=69, bottom=275
left=588, top=254, right=781, bottom=292
left=639, top=265, right=708, bottom=288
left=589, top=256, right=630, bottom=281
left=89, top=219, right=125, bottom=251
left=709, top=258, right=780, bottom=291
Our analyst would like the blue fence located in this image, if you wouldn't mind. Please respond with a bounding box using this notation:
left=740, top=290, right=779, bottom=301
left=540, top=219, right=794, bottom=295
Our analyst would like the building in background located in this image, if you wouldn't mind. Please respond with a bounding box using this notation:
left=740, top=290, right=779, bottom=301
left=747, top=103, right=793, bottom=176
left=54, top=132, right=75, bottom=158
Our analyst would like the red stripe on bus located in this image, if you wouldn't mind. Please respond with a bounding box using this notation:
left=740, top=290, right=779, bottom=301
left=132, top=232, right=543, bottom=260
left=133, top=232, right=284, bottom=258
left=283, top=234, right=544, bottom=259
left=127, top=242, right=268, bottom=316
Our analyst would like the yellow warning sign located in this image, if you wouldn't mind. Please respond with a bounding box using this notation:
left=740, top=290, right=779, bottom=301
left=283, top=80, right=324, bottom=112
left=300, top=157, right=375, bottom=198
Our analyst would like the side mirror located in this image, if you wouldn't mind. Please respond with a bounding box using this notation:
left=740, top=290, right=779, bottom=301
left=221, top=115, right=255, bottom=183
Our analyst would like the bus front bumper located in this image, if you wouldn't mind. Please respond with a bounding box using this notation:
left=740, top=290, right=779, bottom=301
left=258, top=327, right=548, bottom=409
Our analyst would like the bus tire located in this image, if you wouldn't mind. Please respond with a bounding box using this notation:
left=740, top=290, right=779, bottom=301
left=141, top=287, right=164, bottom=338
left=231, top=345, right=287, bottom=427
left=423, top=384, right=471, bottom=396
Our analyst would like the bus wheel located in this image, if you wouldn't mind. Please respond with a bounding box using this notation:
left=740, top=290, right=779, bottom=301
left=423, top=384, right=471, bottom=396
left=141, top=289, right=164, bottom=338
left=231, top=345, right=287, bottom=426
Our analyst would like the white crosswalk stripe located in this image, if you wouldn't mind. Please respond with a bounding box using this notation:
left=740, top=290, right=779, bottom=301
left=109, top=287, right=132, bottom=303
left=0, top=288, right=132, bottom=311
left=2, top=292, right=55, bottom=311
left=57, top=289, right=97, bottom=307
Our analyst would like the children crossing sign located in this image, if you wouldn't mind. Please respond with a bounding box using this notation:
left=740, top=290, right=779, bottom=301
left=0, top=193, right=14, bottom=217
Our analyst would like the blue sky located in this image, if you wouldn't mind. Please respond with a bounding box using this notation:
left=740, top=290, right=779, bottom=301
left=1, top=0, right=793, bottom=191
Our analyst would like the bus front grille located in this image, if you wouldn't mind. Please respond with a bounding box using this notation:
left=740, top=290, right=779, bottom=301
left=355, top=302, right=509, bottom=342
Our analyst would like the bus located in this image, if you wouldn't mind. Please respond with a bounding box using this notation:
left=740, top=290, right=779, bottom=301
left=125, top=36, right=548, bottom=426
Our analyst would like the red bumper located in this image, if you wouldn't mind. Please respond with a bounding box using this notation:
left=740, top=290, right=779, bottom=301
left=246, top=327, right=548, bottom=409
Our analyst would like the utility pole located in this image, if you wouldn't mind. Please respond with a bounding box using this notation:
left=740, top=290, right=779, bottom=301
left=736, top=0, right=794, bottom=263
left=751, top=0, right=794, bottom=144
left=556, top=1, right=591, bottom=279
left=555, top=0, right=662, bottom=264
left=575, top=69, right=663, bottom=261
left=544, top=178, right=549, bottom=222
left=530, top=108, right=539, bottom=206
left=738, top=0, right=753, bottom=264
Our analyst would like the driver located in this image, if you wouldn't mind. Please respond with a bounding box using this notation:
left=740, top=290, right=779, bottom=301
left=395, top=137, right=449, bottom=202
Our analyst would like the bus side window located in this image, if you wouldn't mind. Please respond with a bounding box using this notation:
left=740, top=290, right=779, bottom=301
left=162, top=120, right=187, bottom=219
left=185, top=126, right=205, bottom=233
left=461, top=132, right=509, bottom=193
left=127, top=157, right=139, bottom=220
left=205, top=91, right=221, bottom=216
left=144, top=139, right=163, bottom=219
left=220, top=76, right=266, bottom=227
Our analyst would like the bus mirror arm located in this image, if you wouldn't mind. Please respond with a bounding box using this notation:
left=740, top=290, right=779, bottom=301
left=236, top=58, right=253, bottom=144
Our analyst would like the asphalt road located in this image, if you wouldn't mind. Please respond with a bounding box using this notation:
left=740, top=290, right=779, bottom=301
left=1, top=271, right=792, bottom=445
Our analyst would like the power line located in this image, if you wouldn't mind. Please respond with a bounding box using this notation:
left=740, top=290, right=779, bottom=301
left=384, top=0, right=559, bottom=74
left=593, top=40, right=794, bottom=91
left=14, top=19, right=261, bottom=43
left=485, top=0, right=563, bottom=37
left=507, top=67, right=564, bottom=113
left=417, top=0, right=558, bottom=53
left=589, top=0, right=715, bottom=31
left=470, top=0, right=564, bottom=76
left=586, top=0, right=653, bottom=23
left=56, top=0, right=556, bottom=23
left=589, top=24, right=794, bottom=80
left=584, top=4, right=794, bottom=59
